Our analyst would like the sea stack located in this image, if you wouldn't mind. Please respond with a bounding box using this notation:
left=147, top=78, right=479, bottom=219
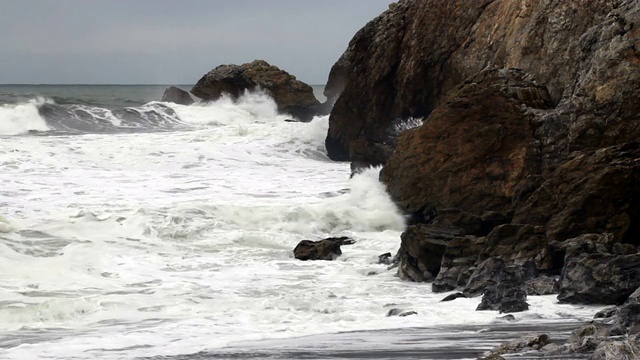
left=191, top=60, right=323, bottom=121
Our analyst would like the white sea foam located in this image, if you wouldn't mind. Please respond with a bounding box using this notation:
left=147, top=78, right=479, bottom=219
left=0, top=91, right=602, bottom=359
left=0, top=97, right=50, bottom=135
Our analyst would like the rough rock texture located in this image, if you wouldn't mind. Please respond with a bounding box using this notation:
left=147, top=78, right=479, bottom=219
left=479, top=334, right=550, bottom=360
left=464, top=258, right=536, bottom=296
left=432, top=236, right=485, bottom=292
left=592, top=335, right=640, bottom=360
left=476, top=283, right=529, bottom=314
left=513, top=142, right=640, bottom=244
left=381, top=69, right=546, bottom=216
left=558, top=235, right=640, bottom=304
left=525, top=276, right=560, bottom=296
left=161, top=86, right=194, bottom=105
left=192, top=60, right=322, bottom=121
left=395, top=225, right=463, bottom=282
left=293, top=237, right=355, bottom=261
left=325, top=0, right=640, bottom=163
left=325, top=0, right=640, bottom=308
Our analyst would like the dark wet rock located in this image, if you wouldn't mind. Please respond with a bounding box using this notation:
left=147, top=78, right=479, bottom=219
left=592, top=335, right=640, bottom=360
left=615, top=303, right=640, bottom=330
left=377, top=252, right=393, bottom=265
left=348, top=140, right=393, bottom=176
left=479, top=334, right=550, bottom=360
left=627, top=287, right=640, bottom=305
left=191, top=60, right=322, bottom=121
left=386, top=308, right=418, bottom=317
left=558, top=241, right=640, bottom=304
left=385, top=308, right=403, bottom=317
left=293, top=236, right=355, bottom=261
left=483, top=224, right=550, bottom=271
left=431, top=208, right=483, bottom=236
left=440, top=292, right=467, bottom=302
left=399, top=311, right=417, bottom=317
left=595, top=306, right=620, bottom=319
left=612, top=242, right=637, bottom=255
left=464, top=258, right=535, bottom=297
left=477, top=283, right=529, bottom=314
left=480, top=211, right=512, bottom=236
left=161, top=86, right=194, bottom=105
left=396, top=225, right=463, bottom=282
left=432, top=236, right=485, bottom=293
left=525, top=276, right=560, bottom=296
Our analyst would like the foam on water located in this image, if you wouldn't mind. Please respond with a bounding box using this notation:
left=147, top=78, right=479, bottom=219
left=0, top=91, right=602, bottom=359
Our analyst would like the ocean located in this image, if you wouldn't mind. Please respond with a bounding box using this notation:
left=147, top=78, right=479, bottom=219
left=0, top=85, right=601, bottom=359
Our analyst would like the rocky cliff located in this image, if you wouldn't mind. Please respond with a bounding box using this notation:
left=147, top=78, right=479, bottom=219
left=325, top=0, right=640, bottom=164
left=326, top=0, right=640, bottom=308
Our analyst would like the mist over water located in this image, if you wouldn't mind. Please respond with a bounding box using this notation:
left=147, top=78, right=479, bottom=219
left=0, top=86, right=600, bottom=359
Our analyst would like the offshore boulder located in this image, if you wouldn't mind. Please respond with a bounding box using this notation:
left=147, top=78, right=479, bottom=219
left=293, top=236, right=356, bottom=261
left=161, top=86, right=194, bottom=105
left=191, top=60, right=323, bottom=121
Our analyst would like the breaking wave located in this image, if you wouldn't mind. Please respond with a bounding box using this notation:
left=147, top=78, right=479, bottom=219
left=0, top=91, right=298, bottom=136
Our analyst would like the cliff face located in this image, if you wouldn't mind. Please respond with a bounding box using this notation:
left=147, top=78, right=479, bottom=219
left=325, top=0, right=639, bottom=163
left=326, top=0, right=640, bottom=305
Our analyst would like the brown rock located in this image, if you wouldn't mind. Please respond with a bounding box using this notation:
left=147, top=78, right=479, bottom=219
left=325, top=0, right=631, bottom=162
left=513, top=142, right=640, bottom=244
left=381, top=69, right=543, bottom=216
left=191, top=60, right=321, bottom=121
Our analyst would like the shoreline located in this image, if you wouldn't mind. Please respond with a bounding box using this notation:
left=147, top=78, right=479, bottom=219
left=144, top=321, right=589, bottom=360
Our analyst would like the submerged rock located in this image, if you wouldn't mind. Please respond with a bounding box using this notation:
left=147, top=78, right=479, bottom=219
left=293, top=236, right=355, bottom=261
left=161, top=86, right=194, bottom=105
left=191, top=60, right=322, bottom=121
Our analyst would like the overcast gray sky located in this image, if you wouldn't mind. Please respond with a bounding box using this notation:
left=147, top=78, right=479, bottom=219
left=0, top=0, right=394, bottom=85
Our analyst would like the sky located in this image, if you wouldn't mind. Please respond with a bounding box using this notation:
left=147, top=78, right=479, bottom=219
left=0, top=0, right=394, bottom=85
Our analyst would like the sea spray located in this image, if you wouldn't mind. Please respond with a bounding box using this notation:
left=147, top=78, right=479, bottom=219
left=0, top=97, right=51, bottom=135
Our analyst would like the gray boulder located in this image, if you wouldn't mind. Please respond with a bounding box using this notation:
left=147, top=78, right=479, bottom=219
left=161, top=86, right=194, bottom=105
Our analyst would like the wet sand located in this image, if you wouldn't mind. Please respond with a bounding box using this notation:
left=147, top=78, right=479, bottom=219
left=145, top=321, right=589, bottom=360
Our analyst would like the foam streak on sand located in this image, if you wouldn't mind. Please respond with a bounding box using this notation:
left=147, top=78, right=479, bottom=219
left=0, top=91, right=601, bottom=359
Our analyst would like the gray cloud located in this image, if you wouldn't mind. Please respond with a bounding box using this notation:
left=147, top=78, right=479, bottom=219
left=1, top=0, right=394, bottom=84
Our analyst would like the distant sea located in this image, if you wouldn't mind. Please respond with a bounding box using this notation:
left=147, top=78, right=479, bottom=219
left=0, top=84, right=599, bottom=359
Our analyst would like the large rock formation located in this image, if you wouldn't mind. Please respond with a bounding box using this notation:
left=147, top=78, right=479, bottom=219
left=326, top=0, right=640, bottom=306
left=380, top=69, right=547, bottom=217
left=325, top=0, right=640, bottom=163
left=192, top=60, right=322, bottom=121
